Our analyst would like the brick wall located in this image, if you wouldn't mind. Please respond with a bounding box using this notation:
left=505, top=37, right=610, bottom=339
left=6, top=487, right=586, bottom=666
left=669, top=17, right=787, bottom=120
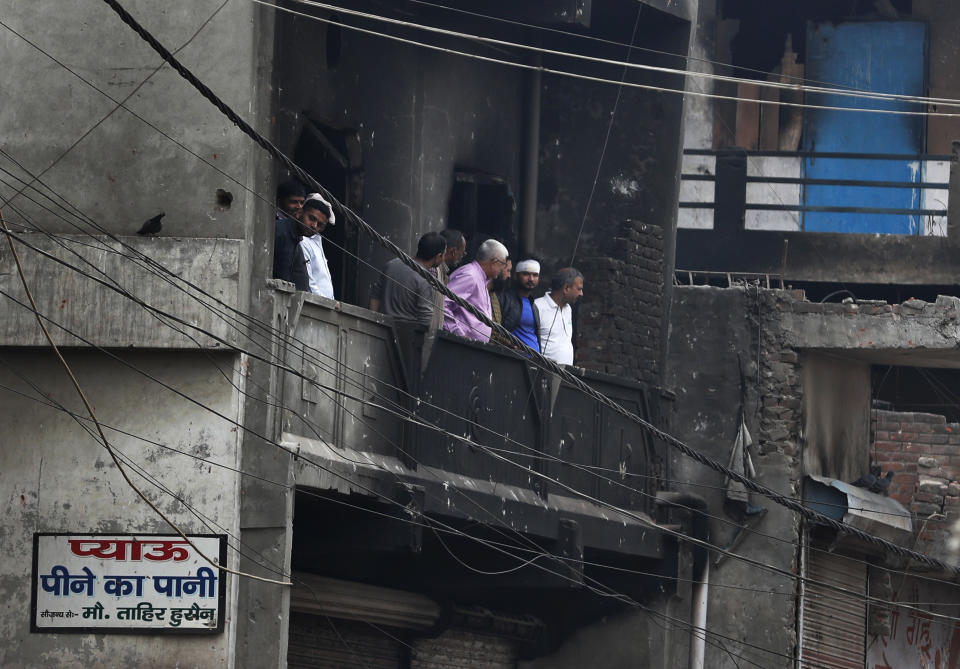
left=871, top=409, right=960, bottom=562
left=576, top=220, right=663, bottom=385
left=412, top=628, right=517, bottom=668
left=759, top=291, right=806, bottom=459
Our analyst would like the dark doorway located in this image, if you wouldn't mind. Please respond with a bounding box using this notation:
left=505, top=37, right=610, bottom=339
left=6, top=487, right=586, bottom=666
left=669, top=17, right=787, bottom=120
left=293, top=117, right=364, bottom=305
left=448, top=170, right=517, bottom=257
left=873, top=366, right=960, bottom=424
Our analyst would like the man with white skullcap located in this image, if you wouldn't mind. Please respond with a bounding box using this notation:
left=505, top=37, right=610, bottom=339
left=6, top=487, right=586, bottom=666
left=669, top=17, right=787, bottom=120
left=297, top=193, right=336, bottom=299
left=494, top=257, right=542, bottom=352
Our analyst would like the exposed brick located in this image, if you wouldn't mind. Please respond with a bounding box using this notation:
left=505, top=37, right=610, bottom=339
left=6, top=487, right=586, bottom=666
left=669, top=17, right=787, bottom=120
left=912, top=502, right=941, bottom=515
left=911, top=412, right=948, bottom=424
left=902, top=423, right=934, bottom=434
left=873, top=441, right=904, bottom=453
left=914, top=491, right=944, bottom=505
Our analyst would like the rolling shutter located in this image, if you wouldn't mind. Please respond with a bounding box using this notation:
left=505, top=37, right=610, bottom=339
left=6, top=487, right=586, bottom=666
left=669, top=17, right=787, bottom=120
left=799, top=545, right=866, bottom=669
left=288, top=613, right=403, bottom=669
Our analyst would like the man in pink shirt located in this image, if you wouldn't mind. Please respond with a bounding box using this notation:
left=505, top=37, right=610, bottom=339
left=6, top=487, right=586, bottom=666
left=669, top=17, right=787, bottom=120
left=442, top=239, right=509, bottom=341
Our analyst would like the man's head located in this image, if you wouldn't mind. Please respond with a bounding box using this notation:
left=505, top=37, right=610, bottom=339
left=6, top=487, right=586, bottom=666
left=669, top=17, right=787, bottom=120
left=301, top=193, right=335, bottom=235
left=513, top=258, right=540, bottom=294
left=440, top=229, right=466, bottom=268
left=276, top=179, right=306, bottom=217
left=475, top=239, right=509, bottom=280
left=416, top=231, right=447, bottom=269
left=550, top=267, right=584, bottom=307
left=498, top=257, right=513, bottom=281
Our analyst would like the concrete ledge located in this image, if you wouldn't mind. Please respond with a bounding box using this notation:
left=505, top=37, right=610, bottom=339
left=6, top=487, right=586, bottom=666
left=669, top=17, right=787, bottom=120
left=678, top=228, right=960, bottom=285
left=0, top=234, right=244, bottom=348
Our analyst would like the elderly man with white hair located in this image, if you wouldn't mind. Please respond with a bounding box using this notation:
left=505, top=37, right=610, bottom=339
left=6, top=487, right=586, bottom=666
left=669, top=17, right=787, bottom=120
left=442, top=239, right=508, bottom=342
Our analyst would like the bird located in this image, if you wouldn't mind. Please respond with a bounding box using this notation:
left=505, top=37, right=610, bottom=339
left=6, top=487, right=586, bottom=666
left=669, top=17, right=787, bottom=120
left=851, top=466, right=894, bottom=496
left=136, top=212, right=164, bottom=236
left=871, top=471, right=894, bottom=496
left=852, top=465, right=881, bottom=490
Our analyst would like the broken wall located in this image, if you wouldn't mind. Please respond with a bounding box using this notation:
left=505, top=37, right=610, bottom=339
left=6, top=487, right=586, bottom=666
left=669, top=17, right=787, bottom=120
left=667, top=285, right=802, bottom=668
left=872, top=409, right=960, bottom=564
left=576, top=221, right=664, bottom=385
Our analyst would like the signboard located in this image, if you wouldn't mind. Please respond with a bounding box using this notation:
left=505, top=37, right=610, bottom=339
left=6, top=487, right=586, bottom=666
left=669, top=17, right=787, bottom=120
left=31, top=533, right=227, bottom=633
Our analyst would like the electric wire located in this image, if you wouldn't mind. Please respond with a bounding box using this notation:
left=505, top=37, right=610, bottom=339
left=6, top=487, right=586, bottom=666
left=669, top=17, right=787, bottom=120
left=0, top=318, right=776, bottom=669
left=0, top=0, right=230, bottom=213
left=7, top=5, right=960, bottom=640
left=0, top=250, right=908, bottom=668
left=0, top=172, right=921, bottom=532
left=0, top=149, right=944, bottom=604
left=0, top=151, right=948, bottom=610
left=6, top=370, right=936, bottom=618
left=0, top=208, right=290, bottom=588
left=257, top=0, right=960, bottom=117
left=0, top=340, right=944, bottom=669
left=0, top=210, right=923, bottom=593
left=289, top=0, right=960, bottom=110
left=98, top=0, right=960, bottom=575
left=406, top=0, right=937, bottom=100
left=0, top=253, right=952, bottom=628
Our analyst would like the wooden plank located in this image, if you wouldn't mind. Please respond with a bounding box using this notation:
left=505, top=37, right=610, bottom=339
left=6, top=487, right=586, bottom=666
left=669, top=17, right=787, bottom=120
left=759, top=72, right=781, bottom=150
left=735, top=82, right=760, bottom=150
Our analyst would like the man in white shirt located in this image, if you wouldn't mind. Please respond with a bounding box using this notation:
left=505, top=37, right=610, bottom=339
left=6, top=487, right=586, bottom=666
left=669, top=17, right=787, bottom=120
left=534, top=267, right=583, bottom=365
left=298, top=193, right=335, bottom=299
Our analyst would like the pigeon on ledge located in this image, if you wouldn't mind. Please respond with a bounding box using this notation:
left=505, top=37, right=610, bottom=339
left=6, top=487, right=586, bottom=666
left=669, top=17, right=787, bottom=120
left=851, top=466, right=894, bottom=496
left=137, top=212, right=164, bottom=236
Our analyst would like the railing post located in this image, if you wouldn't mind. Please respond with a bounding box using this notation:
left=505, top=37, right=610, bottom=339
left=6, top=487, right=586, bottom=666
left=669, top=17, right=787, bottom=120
left=714, top=148, right=748, bottom=235
left=948, top=140, right=960, bottom=245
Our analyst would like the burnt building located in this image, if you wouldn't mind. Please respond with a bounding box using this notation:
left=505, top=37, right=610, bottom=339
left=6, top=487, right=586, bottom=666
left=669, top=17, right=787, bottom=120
left=0, top=0, right=710, bottom=667
left=677, top=0, right=960, bottom=300
left=665, top=2, right=960, bottom=667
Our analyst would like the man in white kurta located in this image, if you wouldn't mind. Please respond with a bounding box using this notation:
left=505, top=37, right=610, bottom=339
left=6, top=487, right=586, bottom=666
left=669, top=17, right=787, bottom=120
left=299, top=193, right=335, bottom=299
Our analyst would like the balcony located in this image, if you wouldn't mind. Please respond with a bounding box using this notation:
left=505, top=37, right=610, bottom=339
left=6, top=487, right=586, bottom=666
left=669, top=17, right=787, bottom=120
left=675, top=146, right=960, bottom=288
left=274, top=283, right=676, bottom=566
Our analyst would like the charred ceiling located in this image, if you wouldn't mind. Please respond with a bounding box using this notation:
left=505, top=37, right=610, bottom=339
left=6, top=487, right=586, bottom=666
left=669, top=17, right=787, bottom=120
left=720, top=0, right=914, bottom=74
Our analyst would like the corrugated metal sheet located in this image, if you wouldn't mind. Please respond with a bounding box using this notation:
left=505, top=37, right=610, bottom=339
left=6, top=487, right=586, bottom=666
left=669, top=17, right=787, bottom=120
left=800, top=548, right=866, bottom=669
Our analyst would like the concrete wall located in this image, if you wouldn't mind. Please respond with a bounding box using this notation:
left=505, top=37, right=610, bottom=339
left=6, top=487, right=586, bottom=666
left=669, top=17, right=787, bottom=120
left=0, top=235, right=245, bottom=349
left=0, top=349, right=244, bottom=668
left=0, top=0, right=268, bottom=243
left=535, top=11, right=690, bottom=270
left=667, top=286, right=800, bottom=668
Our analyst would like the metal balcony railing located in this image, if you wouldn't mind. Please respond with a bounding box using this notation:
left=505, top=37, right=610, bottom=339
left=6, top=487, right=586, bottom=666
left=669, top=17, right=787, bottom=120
left=678, top=148, right=950, bottom=236
left=279, top=293, right=671, bottom=527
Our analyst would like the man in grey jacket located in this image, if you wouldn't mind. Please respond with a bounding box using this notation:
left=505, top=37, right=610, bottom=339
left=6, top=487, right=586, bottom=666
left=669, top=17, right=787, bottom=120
left=375, top=232, right=447, bottom=327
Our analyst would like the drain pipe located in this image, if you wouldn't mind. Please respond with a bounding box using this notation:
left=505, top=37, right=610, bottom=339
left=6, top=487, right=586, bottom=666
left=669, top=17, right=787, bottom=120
left=520, top=52, right=541, bottom=257
left=690, top=560, right=709, bottom=669
left=656, top=491, right=710, bottom=669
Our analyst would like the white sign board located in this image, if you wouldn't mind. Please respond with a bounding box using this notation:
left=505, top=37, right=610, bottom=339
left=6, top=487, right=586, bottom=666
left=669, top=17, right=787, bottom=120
left=32, top=533, right=226, bottom=633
